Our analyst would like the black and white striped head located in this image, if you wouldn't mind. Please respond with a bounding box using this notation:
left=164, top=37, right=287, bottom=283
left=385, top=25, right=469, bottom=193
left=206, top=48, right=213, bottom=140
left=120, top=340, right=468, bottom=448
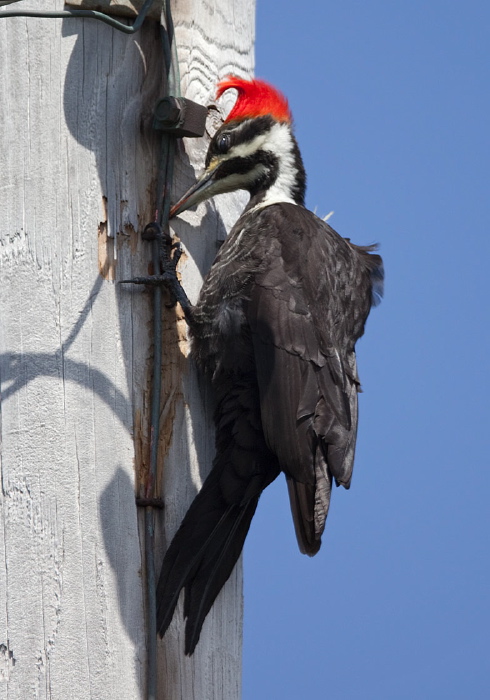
left=170, top=77, right=306, bottom=217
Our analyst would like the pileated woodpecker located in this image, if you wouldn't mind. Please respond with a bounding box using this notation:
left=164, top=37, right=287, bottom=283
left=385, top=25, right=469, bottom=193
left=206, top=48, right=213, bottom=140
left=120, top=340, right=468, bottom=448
left=156, top=77, right=383, bottom=654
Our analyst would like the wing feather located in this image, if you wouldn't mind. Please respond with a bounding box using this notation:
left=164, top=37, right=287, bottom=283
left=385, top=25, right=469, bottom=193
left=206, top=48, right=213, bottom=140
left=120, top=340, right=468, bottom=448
left=247, top=204, right=378, bottom=552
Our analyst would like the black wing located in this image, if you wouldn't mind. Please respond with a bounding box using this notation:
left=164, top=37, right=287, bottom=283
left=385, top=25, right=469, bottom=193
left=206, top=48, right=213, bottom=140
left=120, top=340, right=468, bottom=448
left=247, top=204, right=382, bottom=555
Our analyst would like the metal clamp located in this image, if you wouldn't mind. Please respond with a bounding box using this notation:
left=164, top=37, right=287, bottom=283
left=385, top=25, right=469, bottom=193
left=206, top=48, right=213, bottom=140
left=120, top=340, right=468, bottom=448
left=153, top=96, right=207, bottom=138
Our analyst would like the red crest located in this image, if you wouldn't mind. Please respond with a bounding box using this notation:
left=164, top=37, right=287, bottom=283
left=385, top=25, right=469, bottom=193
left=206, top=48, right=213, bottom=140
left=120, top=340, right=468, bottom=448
left=217, top=76, right=292, bottom=124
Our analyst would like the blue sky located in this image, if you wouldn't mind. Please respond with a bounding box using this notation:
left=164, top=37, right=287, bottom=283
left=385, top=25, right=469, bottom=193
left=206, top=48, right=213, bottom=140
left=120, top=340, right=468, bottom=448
left=243, top=2, right=490, bottom=698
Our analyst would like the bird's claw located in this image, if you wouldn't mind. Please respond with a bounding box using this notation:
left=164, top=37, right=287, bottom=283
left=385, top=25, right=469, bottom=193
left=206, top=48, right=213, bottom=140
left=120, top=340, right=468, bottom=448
left=119, top=222, right=192, bottom=319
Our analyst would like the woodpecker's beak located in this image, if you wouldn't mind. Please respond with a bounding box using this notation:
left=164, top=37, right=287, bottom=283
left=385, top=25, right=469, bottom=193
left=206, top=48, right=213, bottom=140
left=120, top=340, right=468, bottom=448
left=170, top=163, right=220, bottom=218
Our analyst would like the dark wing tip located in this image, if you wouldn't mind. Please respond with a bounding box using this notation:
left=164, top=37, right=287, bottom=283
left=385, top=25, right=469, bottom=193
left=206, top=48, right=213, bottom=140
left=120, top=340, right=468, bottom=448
left=286, top=476, right=327, bottom=556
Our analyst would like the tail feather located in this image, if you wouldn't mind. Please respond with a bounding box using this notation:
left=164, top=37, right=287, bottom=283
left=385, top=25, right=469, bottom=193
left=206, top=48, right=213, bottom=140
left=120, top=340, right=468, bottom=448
left=183, top=497, right=259, bottom=654
left=156, top=470, right=259, bottom=654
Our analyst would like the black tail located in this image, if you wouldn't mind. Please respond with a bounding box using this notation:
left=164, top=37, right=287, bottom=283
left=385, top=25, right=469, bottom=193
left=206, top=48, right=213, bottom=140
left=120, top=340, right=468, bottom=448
left=156, top=467, right=260, bottom=655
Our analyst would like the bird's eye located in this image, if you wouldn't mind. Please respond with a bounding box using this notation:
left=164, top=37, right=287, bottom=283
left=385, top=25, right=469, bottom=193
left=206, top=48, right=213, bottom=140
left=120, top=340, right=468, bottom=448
left=216, top=133, right=231, bottom=154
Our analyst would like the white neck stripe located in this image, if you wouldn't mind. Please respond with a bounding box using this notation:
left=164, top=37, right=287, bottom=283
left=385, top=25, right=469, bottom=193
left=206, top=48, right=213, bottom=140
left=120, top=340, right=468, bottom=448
left=247, top=196, right=298, bottom=215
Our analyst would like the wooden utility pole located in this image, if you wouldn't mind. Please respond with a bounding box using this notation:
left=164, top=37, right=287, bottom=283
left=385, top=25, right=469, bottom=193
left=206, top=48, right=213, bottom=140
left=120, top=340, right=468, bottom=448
left=0, top=1, right=254, bottom=698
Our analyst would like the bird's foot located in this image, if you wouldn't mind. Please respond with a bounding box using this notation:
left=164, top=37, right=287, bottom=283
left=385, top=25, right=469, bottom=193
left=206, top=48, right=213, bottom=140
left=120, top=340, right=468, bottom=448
left=119, top=222, right=192, bottom=320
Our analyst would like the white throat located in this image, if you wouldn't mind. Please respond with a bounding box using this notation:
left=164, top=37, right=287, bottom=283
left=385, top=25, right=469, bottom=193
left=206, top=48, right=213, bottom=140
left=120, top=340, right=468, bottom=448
left=261, top=122, right=299, bottom=206
left=247, top=122, right=299, bottom=213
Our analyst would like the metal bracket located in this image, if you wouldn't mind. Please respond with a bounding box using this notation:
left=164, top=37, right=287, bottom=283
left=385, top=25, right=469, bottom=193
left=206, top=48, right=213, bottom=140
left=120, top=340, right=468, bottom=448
left=153, top=96, right=207, bottom=138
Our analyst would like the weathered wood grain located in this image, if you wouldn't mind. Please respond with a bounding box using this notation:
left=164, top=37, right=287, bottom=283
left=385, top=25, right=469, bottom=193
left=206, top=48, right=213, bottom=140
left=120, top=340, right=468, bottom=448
left=0, top=0, right=255, bottom=697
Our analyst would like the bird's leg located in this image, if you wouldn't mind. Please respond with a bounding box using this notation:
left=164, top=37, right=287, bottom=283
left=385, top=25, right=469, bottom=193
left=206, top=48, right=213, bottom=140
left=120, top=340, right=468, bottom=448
left=120, top=222, right=193, bottom=323
left=155, top=223, right=193, bottom=321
